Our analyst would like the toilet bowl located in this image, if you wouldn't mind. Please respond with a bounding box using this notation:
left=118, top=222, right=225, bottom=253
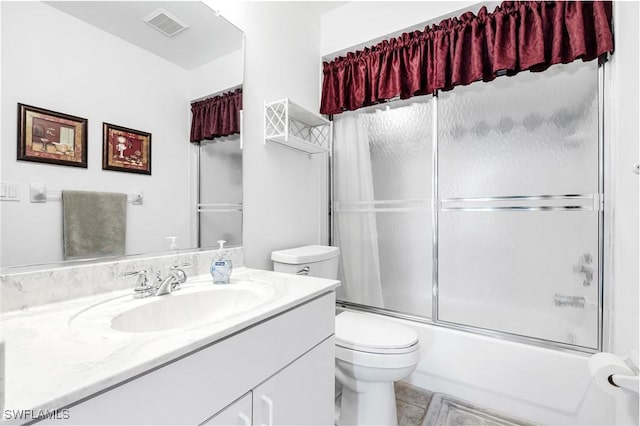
left=271, top=245, right=421, bottom=426
left=334, top=311, right=420, bottom=426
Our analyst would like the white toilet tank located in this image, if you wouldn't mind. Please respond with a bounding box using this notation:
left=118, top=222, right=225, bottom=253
left=271, top=245, right=340, bottom=279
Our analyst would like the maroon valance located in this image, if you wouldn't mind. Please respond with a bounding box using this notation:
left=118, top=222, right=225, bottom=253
left=320, top=1, right=613, bottom=115
left=190, top=88, right=242, bottom=142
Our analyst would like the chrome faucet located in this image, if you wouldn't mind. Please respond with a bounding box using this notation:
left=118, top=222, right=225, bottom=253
left=154, top=266, right=188, bottom=296
left=123, top=270, right=153, bottom=298
left=124, top=264, right=191, bottom=298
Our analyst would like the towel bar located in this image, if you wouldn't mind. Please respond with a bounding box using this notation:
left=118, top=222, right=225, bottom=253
left=29, top=183, right=143, bottom=205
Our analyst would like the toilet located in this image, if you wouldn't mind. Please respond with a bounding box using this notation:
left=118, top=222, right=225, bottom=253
left=271, top=245, right=420, bottom=426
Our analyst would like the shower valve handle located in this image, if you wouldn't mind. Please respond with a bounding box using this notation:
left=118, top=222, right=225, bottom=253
left=573, top=253, right=594, bottom=286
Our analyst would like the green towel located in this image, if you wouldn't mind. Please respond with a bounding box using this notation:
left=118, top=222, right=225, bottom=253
left=62, top=190, right=127, bottom=260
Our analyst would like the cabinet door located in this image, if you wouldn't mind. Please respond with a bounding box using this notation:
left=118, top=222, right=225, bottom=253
left=201, top=392, right=252, bottom=426
left=253, top=336, right=334, bottom=426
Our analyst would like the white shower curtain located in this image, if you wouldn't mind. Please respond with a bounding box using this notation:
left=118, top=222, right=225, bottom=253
left=333, top=114, right=385, bottom=307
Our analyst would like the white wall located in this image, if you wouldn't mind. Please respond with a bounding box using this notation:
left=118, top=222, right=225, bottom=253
left=324, top=2, right=638, bottom=425
left=187, top=48, right=244, bottom=101
left=231, top=1, right=329, bottom=270
left=320, top=1, right=484, bottom=58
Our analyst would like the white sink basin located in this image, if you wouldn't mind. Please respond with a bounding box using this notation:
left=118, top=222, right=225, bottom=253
left=69, top=279, right=278, bottom=333
left=111, top=286, right=272, bottom=333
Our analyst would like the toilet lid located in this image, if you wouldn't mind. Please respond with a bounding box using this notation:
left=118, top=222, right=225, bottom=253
left=335, top=312, right=418, bottom=353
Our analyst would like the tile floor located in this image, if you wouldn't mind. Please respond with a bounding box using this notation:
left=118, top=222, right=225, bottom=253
left=337, top=381, right=534, bottom=426
left=394, top=382, right=434, bottom=426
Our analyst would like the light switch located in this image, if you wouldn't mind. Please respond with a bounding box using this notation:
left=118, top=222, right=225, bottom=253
left=0, top=183, right=20, bottom=201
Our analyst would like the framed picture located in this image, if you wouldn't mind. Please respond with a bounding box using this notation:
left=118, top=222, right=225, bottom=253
left=17, top=103, right=88, bottom=168
left=102, top=123, right=151, bottom=175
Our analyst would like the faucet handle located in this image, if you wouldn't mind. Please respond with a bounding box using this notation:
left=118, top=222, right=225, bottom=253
left=123, top=270, right=153, bottom=298
left=580, top=253, right=593, bottom=265
left=169, top=265, right=188, bottom=286
left=122, top=269, right=147, bottom=278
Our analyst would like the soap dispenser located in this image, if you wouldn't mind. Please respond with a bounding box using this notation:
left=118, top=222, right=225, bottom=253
left=166, top=236, right=178, bottom=251
left=210, top=240, right=232, bottom=284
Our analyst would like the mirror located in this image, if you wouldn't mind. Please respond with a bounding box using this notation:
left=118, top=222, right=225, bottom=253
left=0, top=1, right=244, bottom=269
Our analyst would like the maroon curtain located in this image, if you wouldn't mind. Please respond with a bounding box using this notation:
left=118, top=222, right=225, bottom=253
left=190, top=88, right=243, bottom=142
left=320, top=1, right=613, bottom=115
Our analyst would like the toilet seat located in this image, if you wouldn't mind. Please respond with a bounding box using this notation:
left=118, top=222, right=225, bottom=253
left=335, top=311, right=418, bottom=352
left=335, top=342, right=420, bottom=369
left=336, top=341, right=418, bottom=355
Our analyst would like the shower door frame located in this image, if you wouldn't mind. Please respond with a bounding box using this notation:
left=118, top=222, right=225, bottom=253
left=330, top=62, right=607, bottom=355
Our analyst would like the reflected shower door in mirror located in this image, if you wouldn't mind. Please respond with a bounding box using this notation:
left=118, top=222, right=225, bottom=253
left=198, top=136, right=243, bottom=247
left=0, top=1, right=243, bottom=269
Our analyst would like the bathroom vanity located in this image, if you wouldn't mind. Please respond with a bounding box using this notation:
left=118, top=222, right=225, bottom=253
left=0, top=267, right=339, bottom=425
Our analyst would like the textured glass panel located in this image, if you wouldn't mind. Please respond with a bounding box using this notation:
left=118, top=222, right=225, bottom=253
left=438, top=61, right=599, bottom=198
left=199, top=136, right=242, bottom=246
left=199, top=212, right=242, bottom=247
left=364, top=100, right=432, bottom=201
left=334, top=99, right=433, bottom=318
left=376, top=212, right=432, bottom=318
left=438, top=210, right=599, bottom=349
left=200, top=136, right=242, bottom=204
left=334, top=211, right=432, bottom=317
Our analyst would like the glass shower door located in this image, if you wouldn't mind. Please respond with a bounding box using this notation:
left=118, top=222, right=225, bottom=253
left=333, top=99, right=434, bottom=318
left=437, top=61, right=601, bottom=349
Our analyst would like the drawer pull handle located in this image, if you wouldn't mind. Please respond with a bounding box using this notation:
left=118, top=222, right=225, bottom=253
left=261, top=395, right=274, bottom=426
left=238, top=412, right=251, bottom=426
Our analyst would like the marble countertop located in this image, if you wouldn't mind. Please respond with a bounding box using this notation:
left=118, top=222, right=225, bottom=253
left=0, top=267, right=339, bottom=422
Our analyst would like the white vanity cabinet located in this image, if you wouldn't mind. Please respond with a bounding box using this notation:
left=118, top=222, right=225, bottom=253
left=205, top=337, right=334, bottom=426
left=253, top=338, right=334, bottom=426
left=39, top=293, right=335, bottom=426
left=202, top=392, right=252, bottom=426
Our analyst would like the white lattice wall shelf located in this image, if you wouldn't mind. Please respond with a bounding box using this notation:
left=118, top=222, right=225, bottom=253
left=264, top=98, right=332, bottom=154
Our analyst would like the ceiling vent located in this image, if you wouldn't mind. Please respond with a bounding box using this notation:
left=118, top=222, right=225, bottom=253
left=143, top=8, right=189, bottom=37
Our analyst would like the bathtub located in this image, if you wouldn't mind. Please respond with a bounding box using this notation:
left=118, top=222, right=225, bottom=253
left=339, top=307, right=622, bottom=426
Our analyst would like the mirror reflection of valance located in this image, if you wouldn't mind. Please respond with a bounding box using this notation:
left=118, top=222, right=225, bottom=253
left=320, top=1, right=614, bottom=115
left=190, top=88, right=243, bottom=142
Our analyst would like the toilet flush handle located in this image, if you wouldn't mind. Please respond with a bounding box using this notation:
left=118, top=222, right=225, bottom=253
left=297, top=266, right=310, bottom=275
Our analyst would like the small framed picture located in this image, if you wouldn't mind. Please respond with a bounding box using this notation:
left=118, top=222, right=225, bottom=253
left=102, top=123, right=151, bottom=175
left=17, top=103, right=88, bottom=168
